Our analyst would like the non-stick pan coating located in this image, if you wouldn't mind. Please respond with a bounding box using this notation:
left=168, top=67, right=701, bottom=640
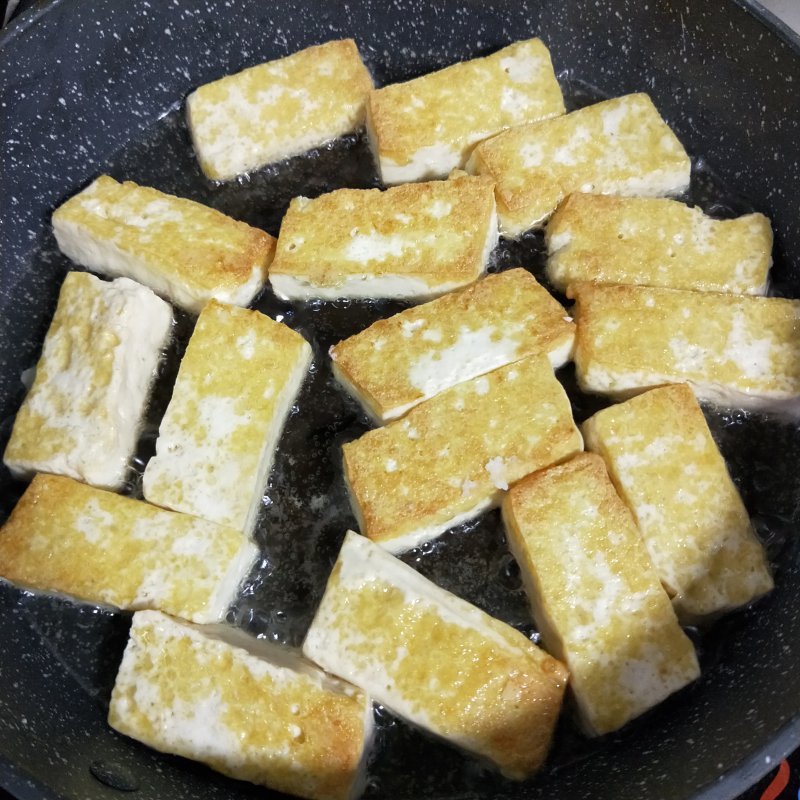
left=1, top=2, right=799, bottom=799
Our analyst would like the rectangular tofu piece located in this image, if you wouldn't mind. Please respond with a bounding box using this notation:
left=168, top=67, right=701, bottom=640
left=3, top=271, right=171, bottom=491
left=186, top=39, right=374, bottom=181
left=502, top=453, right=700, bottom=736
left=546, top=193, right=773, bottom=294
left=0, top=474, right=258, bottom=624
left=52, top=176, right=276, bottom=313
left=110, top=610, right=373, bottom=800
left=331, top=268, right=575, bottom=422
left=269, top=174, right=497, bottom=301
left=342, top=354, right=582, bottom=553
left=303, top=531, right=567, bottom=779
left=143, top=300, right=312, bottom=535
left=366, top=38, right=564, bottom=184
left=582, top=385, right=774, bottom=619
left=568, top=281, right=800, bottom=413
left=467, top=93, right=691, bottom=237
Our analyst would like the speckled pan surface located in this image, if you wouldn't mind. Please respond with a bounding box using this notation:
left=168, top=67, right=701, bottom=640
left=1, top=1, right=800, bottom=799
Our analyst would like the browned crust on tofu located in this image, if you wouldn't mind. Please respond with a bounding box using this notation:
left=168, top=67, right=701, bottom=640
left=567, top=280, right=800, bottom=404
left=470, top=93, right=690, bottom=235
left=581, top=384, right=774, bottom=619
left=53, top=176, right=276, bottom=295
left=270, top=174, right=496, bottom=286
left=0, top=473, right=251, bottom=621
left=110, top=612, right=369, bottom=800
left=330, top=268, right=574, bottom=419
left=546, top=193, right=773, bottom=294
left=503, top=452, right=699, bottom=736
left=366, top=38, right=564, bottom=163
left=187, top=39, right=374, bottom=180
left=341, top=355, right=582, bottom=546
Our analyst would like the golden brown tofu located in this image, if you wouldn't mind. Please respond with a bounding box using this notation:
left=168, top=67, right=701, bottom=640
left=546, top=193, right=773, bottom=294
left=467, top=93, right=691, bottom=237
left=110, top=611, right=373, bottom=800
left=366, top=38, right=564, bottom=184
left=3, top=271, right=171, bottom=491
left=0, top=474, right=258, bottom=624
left=303, top=531, right=567, bottom=779
left=52, top=176, right=276, bottom=313
left=143, top=301, right=312, bottom=535
left=342, top=354, right=582, bottom=553
left=269, top=174, right=497, bottom=301
left=503, top=453, right=700, bottom=735
left=331, top=268, right=574, bottom=421
left=187, top=39, right=374, bottom=180
left=582, top=385, right=774, bottom=619
left=568, top=281, right=800, bottom=414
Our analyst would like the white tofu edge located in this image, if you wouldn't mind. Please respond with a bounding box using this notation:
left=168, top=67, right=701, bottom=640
left=269, top=272, right=476, bottom=303
left=242, top=340, right=314, bottom=536
left=200, top=537, right=262, bottom=624
left=377, top=144, right=465, bottom=186
left=579, top=370, right=800, bottom=419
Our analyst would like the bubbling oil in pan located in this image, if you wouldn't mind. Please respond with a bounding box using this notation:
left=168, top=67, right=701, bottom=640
left=6, top=76, right=800, bottom=797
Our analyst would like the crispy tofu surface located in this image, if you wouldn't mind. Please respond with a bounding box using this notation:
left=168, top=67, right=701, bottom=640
left=468, top=93, right=690, bottom=237
left=269, top=174, right=497, bottom=300
left=503, top=453, right=699, bottom=735
left=303, top=531, right=567, bottom=779
left=187, top=39, right=373, bottom=180
left=52, top=176, right=276, bottom=313
left=342, top=354, right=582, bottom=552
left=331, top=268, right=574, bottom=421
left=3, top=271, right=171, bottom=490
left=143, top=300, right=311, bottom=534
left=110, top=610, right=372, bottom=800
left=367, top=38, right=564, bottom=183
left=569, top=281, right=800, bottom=413
left=546, top=193, right=772, bottom=294
left=582, top=385, right=773, bottom=619
left=0, top=474, right=258, bottom=623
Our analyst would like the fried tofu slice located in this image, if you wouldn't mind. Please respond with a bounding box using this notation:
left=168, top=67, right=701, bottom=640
left=330, top=268, right=574, bottom=422
left=366, top=38, right=564, bottom=184
left=467, top=93, right=690, bottom=237
left=342, top=354, right=582, bottom=553
left=52, top=176, right=276, bottom=313
left=582, top=385, right=774, bottom=619
left=110, top=610, right=373, bottom=800
left=0, top=474, right=258, bottom=624
left=143, top=301, right=312, bottom=535
left=303, top=531, right=567, bottom=779
left=568, top=281, right=800, bottom=414
left=269, top=174, right=497, bottom=301
left=187, top=39, right=374, bottom=180
left=3, top=271, right=171, bottom=491
left=502, top=453, right=700, bottom=735
left=546, top=193, right=773, bottom=294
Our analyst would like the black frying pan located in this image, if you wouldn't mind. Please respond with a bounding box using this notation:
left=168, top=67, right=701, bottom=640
left=1, top=1, right=799, bottom=799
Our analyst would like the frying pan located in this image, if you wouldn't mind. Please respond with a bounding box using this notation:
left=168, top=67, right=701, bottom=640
left=1, top=1, right=799, bottom=799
